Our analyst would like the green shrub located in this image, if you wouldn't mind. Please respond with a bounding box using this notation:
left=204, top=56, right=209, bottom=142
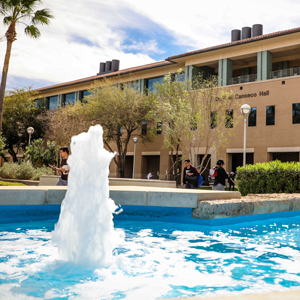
left=0, top=162, right=54, bottom=181
left=236, top=160, right=300, bottom=196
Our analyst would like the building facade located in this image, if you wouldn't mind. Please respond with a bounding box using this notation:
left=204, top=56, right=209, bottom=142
left=30, top=25, right=300, bottom=181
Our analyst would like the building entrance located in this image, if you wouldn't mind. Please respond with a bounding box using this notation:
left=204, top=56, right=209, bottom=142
left=143, top=155, right=160, bottom=179
left=231, top=153, right=254, bottom=172
left=124, top=156, right=133, bottom=178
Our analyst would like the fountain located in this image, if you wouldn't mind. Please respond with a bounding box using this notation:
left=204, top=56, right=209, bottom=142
left=52, top=124, right=123, bottom=268
left=0, top=125, right=300, bottom=299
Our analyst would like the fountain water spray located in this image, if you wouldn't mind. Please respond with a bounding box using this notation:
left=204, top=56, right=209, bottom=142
left=52, top=125, right=123, bottom=268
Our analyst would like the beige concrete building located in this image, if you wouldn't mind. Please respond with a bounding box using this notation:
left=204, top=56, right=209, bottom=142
left=31, top=25, right=300, bottom=183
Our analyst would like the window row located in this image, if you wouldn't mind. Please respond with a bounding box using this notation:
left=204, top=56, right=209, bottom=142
left=247, top=104, right=300, bottom=127
left=35, top=90, right=91, bottom=110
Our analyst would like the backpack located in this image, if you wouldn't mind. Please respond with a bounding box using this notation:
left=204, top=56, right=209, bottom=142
left=212, top=167, right=218, bottom=177
left=197, top=175, right=203, bottom=187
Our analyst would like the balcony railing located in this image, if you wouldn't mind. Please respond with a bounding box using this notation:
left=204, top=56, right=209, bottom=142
left=270, top=67, right=300, bottom=79
left=229, top=74, right=257, bottom=85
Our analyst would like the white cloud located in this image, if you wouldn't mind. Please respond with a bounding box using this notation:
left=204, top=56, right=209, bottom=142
left=1, top=0, right=300, bottom=89
left=122, top=40, right=165, bottom=54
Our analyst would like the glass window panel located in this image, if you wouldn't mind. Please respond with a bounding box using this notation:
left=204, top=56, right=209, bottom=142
left=147, top=76, right=165, bottom=94
left=293, top=103, right=300, bottom=124
left=175, top=73, right=185, bottom=82
left=64, top=93, right=75, bottom=105
left=157, top=122, right=162, bottom=134
left=48, top=96, right=58, bottom=110
left=80, top=90, right=91, bottom=102
left=266, top=105, right=275, bottom=126
left=142, top=121, right=147, bottom=135
left=210, top=111, right=217, bottom=129
left=225, top=109, right=233, bottom=128
left=248, top=107, right=257, bottom=127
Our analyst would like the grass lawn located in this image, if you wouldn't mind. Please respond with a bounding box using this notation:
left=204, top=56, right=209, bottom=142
left=0, top=181, right=27, bottom=186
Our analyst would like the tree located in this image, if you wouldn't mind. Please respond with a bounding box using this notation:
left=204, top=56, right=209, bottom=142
left=83, top=79, right=157, bottom=178
left=154, top=72, right=241, bottom=175
left=24, top=138, right=56, bottom=166
left=0, top=0, right=53, bottom=130
left=2, top=87, right=45, bottom=162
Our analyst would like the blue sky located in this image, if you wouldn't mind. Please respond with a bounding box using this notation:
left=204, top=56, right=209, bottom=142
left=0, top=0, right=300, bottom=91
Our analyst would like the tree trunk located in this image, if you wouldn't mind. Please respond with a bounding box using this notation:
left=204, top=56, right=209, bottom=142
left=8, top=147, right=17, bottom=163
left=0, top=23, right=16, bottom=131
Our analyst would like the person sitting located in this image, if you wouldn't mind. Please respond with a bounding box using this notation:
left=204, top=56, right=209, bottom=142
left=146, top=170, right=153, bottom=179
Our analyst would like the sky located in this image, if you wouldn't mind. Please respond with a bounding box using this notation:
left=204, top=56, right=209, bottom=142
left=0, top=0, right=300, bottom=90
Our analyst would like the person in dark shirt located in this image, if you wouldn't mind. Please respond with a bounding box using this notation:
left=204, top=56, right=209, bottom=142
left=228, top=172, right=235, bottom=191
left=182, top=159, right=199, bottom=189
left=212, top=159, right=228, bottom=191
left=49, top=147, right=70, bottom=186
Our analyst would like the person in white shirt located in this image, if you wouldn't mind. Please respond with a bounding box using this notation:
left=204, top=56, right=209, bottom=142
left=146, top=170, right=153, bottom=179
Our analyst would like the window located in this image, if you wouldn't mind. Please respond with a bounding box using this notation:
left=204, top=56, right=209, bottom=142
left=63, top=93, right=75, bottom=106
left=225, top=109, right=233, bottom=128
left=175, top=72, right=185, bottom=82
left=141, top=121, right=147, bottom=135
left=210, top=111, right=217, bottom=129
left=79, top=90, right=91, bottom=102
left=293, top=103, right=300, bottom=124
left=35, top=98, right=47, bottom=109
left=266, top=105, right=275, bottom=126
left=47, top=96, right=58, bottom=110
left=157, top=122, right=162, bottom=134
left=147, top=76, right=164, bottom=94
left=191, top=117, right=197, bottom=130
left=248, top=107, right=257, bottom=127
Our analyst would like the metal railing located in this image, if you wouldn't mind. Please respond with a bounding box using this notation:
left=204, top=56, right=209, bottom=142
left=229, top=74, right=257, bottom=85
left=270, top=67, right=300, bottom=79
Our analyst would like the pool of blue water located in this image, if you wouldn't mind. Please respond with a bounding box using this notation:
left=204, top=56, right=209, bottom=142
left=1, top=209, right=300, bottom=299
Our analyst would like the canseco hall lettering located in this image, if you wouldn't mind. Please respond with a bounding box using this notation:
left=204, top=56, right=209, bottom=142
left=235, top=90, right=269, bottom=99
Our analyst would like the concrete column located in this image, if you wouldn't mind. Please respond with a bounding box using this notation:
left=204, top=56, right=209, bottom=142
left=185, top=65, right=192, bottom=82
left=58, top=94, right=63, bottom=107
left=257, top=51, right=272, bottom=80
left=218, top=58, right=232, bottom=86
left=262, top=51, right=272, bottom=80
left=75, top=91, right=80, bottom=101
left=257, top=52, right=262, bottom=81
left=138, top=79, right=147, bottom=95
left=218, top=59, right=223, bottom=86
left=222, top=58, right=233, bottom=86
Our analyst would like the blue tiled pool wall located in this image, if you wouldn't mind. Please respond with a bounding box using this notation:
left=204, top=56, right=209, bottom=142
left=1, top=205, right=300, bottom=226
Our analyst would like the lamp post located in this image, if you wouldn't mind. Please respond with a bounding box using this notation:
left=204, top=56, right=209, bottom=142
left=27, top=127, right=34, bottom=145
left=132, top=137, right=138, bottom=178
left=240, top=104, right=251, bottom=167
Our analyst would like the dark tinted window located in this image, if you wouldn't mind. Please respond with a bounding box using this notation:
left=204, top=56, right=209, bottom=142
left=142, top=121, right=147, bottom=135
left=225, top=109, right=233, bottom=128
left=210, top=111, right=217, bottom=129
left=292, top=103, right=300, bottom=124
left=64, top=93, right=75, bottom=105
left=248, top=107, right=257, bottom=127
left=266, top=105, right=275, bottom=126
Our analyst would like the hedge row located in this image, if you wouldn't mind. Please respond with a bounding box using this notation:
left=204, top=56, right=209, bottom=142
left=236, top=160, right=300, bottom=196
left=0, top=162, right=54, bottom=181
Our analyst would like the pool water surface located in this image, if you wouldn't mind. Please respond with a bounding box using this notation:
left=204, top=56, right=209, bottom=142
left=1, top=215, right=300, bottom=299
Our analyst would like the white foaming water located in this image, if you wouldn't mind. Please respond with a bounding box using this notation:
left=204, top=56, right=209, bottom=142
left=52, top=125, right=123, bottom=268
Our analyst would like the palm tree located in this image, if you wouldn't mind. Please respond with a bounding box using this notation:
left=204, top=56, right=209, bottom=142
left=0, top=0, right=53, bottom=130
